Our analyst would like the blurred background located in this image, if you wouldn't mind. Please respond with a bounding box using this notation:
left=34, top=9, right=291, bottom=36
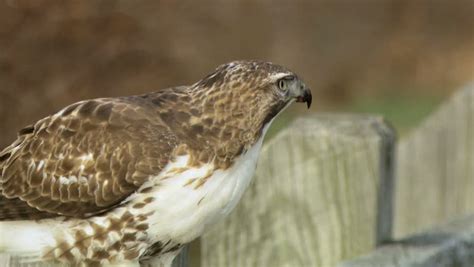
left=1, top=0, right=473, bottom=148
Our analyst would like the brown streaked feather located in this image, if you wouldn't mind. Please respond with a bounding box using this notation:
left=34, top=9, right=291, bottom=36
left=0, top=95, right=182, bottom=219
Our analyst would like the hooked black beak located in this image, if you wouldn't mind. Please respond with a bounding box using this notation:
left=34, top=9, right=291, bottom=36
left=296, top=88, right=312, bottom=109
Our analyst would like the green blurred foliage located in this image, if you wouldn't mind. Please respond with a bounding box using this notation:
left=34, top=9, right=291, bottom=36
left=348, top=93, right=444, bottom=136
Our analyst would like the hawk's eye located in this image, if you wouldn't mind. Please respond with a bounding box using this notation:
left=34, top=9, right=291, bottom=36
left=277, top=75, right=295, bottom=91
left=278, top=79, right=287, bottom=90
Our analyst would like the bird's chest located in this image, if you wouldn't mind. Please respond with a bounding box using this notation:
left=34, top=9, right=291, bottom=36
left=137, top=137, right=264, bottom=244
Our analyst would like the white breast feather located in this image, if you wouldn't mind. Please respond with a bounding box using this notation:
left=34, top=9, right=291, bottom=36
left=140, top=132, right=266, bottom=244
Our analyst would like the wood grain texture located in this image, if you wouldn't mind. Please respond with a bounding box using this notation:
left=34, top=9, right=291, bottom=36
left=395, top=84, right=474, bottom=238
left=199, top=114, right=395, bottom=267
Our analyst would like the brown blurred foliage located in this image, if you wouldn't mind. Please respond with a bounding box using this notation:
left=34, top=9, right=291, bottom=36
left=1, top=0, right=473, bottom=148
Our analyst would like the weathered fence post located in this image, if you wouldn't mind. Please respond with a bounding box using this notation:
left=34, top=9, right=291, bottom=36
left=395, top=84, right=474, bottom=238
left=199, top=114, right=396, bottom=267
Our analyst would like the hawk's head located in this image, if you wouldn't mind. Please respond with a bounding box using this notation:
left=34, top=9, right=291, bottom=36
left=172, top=60, right=312, bottom=163
left=192, top=60, right=311, bottom=128
left=196, top=60, right=311, bottom=107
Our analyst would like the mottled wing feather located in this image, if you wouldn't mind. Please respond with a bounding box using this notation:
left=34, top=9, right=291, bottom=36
left=0, top=96, right=177, bottom=219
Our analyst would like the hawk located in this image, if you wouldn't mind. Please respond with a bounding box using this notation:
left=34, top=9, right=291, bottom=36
left=0, top=60, right=311, bottom=266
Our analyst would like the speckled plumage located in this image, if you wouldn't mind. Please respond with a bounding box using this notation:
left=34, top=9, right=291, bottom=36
left=0, top=60, right=311, bottom=266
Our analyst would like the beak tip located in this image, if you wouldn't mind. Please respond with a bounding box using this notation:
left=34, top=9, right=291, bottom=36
left=295, top=89, right=312, bottom=109
left=306, top=91, right=312, bottom=109
left=296, top=90, right=313, bottom=109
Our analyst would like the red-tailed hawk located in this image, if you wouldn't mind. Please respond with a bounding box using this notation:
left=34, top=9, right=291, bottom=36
left=0, top=60, right=311, bottom=266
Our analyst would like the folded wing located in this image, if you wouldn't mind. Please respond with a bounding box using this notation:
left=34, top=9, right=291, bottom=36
left=0, top=96, right=177, bottom=219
